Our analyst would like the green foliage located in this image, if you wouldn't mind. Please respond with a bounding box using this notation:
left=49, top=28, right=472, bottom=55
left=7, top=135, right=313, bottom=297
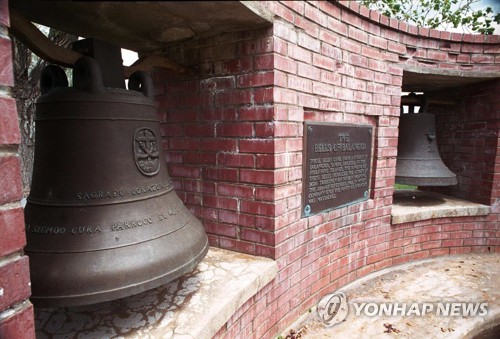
left=359, top=0, right=499, bottom=34
left=394, top=183, right=417, bottom=190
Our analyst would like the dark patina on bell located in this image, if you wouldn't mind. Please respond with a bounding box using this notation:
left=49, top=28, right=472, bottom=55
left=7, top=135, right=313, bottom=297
left=24, top=40, right=208, bottom=307
left=396, top=108, right=457, bottom=186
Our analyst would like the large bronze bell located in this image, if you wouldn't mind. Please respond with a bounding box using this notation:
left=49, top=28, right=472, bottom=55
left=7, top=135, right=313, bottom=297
left=24, top=41, right=208, bottom=307
left=395, top=99, right=457, bottom=186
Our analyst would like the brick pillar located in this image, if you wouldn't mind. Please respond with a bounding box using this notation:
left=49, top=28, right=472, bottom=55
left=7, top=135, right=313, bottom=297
left=0, top=1, right=35, bottom=338
left=154, top=26, right=278, bottom=258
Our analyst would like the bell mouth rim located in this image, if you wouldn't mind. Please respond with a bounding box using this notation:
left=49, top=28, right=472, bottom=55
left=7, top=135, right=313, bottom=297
left=29, top=238, right=209, bottom=308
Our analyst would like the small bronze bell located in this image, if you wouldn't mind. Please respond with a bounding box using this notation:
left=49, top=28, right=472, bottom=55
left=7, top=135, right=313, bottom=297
left=396, top=95, right=457, bottom=186
left=24, top=39, right=208, bottom=307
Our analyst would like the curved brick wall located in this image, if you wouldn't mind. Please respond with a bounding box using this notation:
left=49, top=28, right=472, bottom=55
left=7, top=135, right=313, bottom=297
left=154, top=1, right=499, bottom=337
left=1, top=0, right=498, bottom=338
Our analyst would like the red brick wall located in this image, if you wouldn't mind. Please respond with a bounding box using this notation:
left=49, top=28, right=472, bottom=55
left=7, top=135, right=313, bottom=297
left=0, top=1, right=35, bottom=337
left=155, top=26, right=281, bottom=257
left=2, top=0, right=498, bottom=338
left=155, top=1, right=499, bottom=337
left=428, top=79, right=500, bottom=206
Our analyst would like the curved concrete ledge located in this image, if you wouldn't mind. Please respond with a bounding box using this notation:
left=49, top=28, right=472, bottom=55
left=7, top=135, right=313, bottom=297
left=402, top=64, right=500, bottom=80
left=287, top=253, right=500, bottom=338
left=34, top=247, right=277, bottom=338
left=391, top=190, right=490, bottom=224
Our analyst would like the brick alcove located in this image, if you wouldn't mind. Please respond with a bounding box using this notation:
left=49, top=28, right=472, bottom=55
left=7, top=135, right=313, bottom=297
left=391, top=70, right=497, bottom=225
left=1, top=1, right=499, bottom=338
left=153, top=3, right=499, bottom=337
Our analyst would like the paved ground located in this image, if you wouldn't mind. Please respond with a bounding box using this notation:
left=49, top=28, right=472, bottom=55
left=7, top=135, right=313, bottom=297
left=284, top=253, right=500, bottom=339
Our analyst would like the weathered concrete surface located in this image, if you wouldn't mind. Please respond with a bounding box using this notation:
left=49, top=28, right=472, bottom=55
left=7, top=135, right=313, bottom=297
left=286, top=253, right=500, bottom=339
left=34, top=247, right=277, bottom=339
left=392, top=190, right=490, bottom=224
left=10, top=2, right=272, bottom=53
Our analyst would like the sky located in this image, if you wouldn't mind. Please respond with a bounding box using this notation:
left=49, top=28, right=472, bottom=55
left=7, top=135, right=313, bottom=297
left=122, top=49, right=138, bottom=66
left=472, top=0, right=500, bottom=34
left=481, top=0, right=499, bottom=12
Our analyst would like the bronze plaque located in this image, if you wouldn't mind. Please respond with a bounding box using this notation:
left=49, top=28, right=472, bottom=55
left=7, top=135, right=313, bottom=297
left=302, top=122, right=372, bottom=217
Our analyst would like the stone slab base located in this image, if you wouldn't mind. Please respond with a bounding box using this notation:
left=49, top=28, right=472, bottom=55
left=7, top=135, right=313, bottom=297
left=34, top=247, right=277, bottom=338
